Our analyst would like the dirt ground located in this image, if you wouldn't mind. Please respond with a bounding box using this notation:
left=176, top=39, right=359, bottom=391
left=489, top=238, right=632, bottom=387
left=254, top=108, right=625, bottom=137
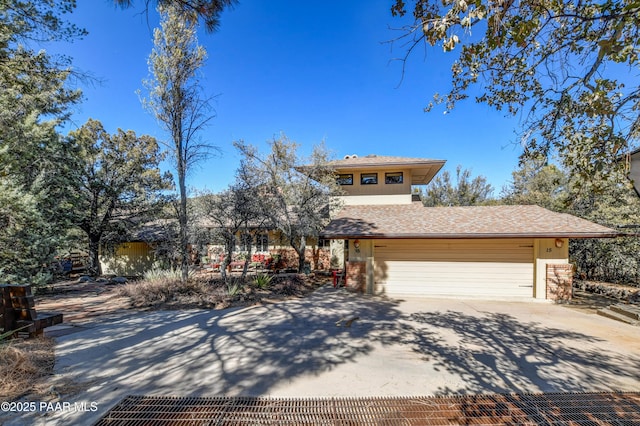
left=34, top=273, right=333, bottom=328
left=33, top=279, right=623, bottom=324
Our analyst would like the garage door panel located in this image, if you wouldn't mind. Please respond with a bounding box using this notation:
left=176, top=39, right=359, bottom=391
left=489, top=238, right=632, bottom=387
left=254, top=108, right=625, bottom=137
left=374, top=239, right=534, bottom=299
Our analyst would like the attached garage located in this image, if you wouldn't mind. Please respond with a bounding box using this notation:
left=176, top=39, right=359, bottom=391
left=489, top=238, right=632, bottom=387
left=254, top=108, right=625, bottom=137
left=322, top=203, right=619, bottom=301
left=374, top=239, right=533, bottom=299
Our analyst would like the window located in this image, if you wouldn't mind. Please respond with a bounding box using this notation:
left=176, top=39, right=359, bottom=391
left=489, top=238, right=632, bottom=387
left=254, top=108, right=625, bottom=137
left=385, top=172, right=403, bottom=184
left=360, top=173, right=378, bottom=185
left=255, top=233, right=269, bottom=252
left=239, top=233, right=252, bottom=252
left=317, top=238, right=331, bottom=248
left=336, top=174, right=353, bottom=185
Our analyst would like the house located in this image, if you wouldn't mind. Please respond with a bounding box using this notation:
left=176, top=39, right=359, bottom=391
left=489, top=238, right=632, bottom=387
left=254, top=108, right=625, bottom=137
left=98, top=217, right=333, bottom=277
left=625, top=147, right=640, bottom=197
left=98, top=221, right=168, bottom=276
left=320, top=154, right=619, bottom=301
left=202, top=227, right=332, bottom=272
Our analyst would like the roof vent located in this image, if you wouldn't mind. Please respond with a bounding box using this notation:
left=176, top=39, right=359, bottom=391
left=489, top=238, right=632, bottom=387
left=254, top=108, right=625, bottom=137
left=365, top=154, right=377, bottom=158
left=343, top=154, right=351, bottom=159
left=351, top=154, right=358, bottom=158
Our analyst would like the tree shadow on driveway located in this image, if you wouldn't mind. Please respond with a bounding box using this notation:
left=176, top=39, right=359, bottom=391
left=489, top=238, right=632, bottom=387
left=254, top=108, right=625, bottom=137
left=42, top=289, right=640, bottom=425
left=51, top=287, right=403, bottom=407
left=403, top=310, right=640, bottom=395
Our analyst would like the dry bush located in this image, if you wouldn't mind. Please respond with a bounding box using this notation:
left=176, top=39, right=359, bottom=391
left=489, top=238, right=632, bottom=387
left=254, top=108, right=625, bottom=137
left=0, top=338, right=55, bottom=400
left=118, top=275, right=223, bottom=309
left=118, top=272, right=327, bottom=310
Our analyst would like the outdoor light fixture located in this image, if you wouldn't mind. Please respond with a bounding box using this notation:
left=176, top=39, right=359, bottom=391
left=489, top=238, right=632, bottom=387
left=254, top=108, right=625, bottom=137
left=555, top=238, right=564, bottom=248
left=353, top=239, right=361, bottom=249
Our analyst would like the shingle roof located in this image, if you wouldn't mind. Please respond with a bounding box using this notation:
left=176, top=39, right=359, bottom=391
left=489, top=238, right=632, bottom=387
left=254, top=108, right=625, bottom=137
left=321, top=203, right=619, bottom=239
left=328, top=154, right=444, bottom=168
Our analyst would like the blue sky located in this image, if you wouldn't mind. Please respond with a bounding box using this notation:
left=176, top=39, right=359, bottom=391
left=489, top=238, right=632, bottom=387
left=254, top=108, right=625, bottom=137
left=53, top=0, right=525, bottom=194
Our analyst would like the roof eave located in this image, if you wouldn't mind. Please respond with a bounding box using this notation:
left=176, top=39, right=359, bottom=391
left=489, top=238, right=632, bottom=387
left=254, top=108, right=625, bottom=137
left=320, top=232, right=622, bottom=239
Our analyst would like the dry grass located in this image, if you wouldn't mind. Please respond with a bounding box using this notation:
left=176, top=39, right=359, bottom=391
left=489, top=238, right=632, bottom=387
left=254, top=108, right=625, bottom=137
left=118, top=276, right=224, bottom=309
left=118, top=273, right=327, bottom=310
left=0, top=337, right=56, bottom=400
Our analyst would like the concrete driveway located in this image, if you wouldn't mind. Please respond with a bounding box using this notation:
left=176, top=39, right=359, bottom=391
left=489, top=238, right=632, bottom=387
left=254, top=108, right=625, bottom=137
left=8, top=285, right=640, bottom=425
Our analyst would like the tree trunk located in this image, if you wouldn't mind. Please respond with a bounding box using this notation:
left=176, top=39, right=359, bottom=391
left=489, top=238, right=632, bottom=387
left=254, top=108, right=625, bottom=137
left=220, top=235, right=233, bottom=283
left=177, top=150, right=189, bottom=283
left=241, top=231, right=253, bottom=280
left=296, top=236, right=306, bottom=273
left=88, top=234, right=102, bottom=276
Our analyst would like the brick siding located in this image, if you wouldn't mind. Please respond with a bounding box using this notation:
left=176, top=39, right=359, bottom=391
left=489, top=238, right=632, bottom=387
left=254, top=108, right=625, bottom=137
left=546, top=264, right=573, bottom=302
left=345, top=261, right=366, bottom=292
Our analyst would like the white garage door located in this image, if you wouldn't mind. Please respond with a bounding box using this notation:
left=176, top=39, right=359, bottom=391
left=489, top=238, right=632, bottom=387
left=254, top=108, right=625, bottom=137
left=374, top=239, right=534, bottom=299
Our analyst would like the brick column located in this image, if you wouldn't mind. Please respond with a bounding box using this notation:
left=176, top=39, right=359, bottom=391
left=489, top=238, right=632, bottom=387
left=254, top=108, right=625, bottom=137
left=546, top=264, right=574, bottom=302
left=345, top=261, right=366, bottom=292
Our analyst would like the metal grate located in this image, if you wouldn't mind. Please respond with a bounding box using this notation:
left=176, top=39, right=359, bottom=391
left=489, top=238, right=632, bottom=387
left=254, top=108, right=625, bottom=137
left=94, top=392, right=640, bottom=425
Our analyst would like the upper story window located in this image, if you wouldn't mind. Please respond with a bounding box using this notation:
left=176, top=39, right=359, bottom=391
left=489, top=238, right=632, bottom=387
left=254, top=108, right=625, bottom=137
left=360, top=173, right=378, bottom=185
left=385, top=172, right=404, bottom=184
left=337, top=173, right=353, bottom=185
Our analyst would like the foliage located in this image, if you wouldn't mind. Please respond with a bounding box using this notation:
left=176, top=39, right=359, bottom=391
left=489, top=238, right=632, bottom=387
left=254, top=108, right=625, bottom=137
left=143, top=267, right=195, bottom=282
left=1, top=0, right=86, bottom=44
left=225, top=277, right=243, bottom=296
left=0, top=178, right=55, bottom=285
left=0, top=324, right=30, bottom=342
left=194, top=181, right=265, bottom=281
left=142, top=3, right=216, bottom=281
left=253, top=273, right=273, bottom=289
left=0, top=0, right=85, bottom=284
left=113, top=0, right=238, bottom=33
left=501, top=158, right=640, bottom=284
left=501, top=157, right=568, bottom=211
left=1, top=0, right=84, bottom=186
left=567, top=168, right=640, bottom=284
left=234, top=135, right=341, bottom=272
left=390, top=0, right=640, bottom=184
left=66, top=119, right=172, bottom=275
left=420, top=165, right=493, bottom=206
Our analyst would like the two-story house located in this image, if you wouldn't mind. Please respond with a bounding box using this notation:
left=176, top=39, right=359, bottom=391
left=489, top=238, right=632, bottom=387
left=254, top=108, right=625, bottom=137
left=321, top=154, right=618, bottom=301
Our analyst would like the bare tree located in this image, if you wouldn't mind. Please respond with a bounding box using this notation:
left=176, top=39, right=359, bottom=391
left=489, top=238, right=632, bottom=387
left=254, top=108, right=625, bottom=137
left=234, top=135, right=340, bottom=272
left=141, top=3, right=216, bottom=281
left=196, top=182, right=265, bottom=282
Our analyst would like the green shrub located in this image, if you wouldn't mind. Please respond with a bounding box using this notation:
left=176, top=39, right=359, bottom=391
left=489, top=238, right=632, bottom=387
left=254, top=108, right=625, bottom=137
left=143, top=267, right=195, bottom=282
left=226, top=278, right=244, bottom=297
left=253, top=273, right=273, bottom=290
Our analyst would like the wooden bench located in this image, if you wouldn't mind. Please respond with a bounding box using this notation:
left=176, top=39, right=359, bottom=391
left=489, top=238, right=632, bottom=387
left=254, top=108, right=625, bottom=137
left=1, top=284, right=63, bottom=338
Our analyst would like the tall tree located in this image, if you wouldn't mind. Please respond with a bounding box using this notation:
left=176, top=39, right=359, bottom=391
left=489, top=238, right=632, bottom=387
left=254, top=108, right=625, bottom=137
left=0, top=0, right=86, bottom=284
left=421, top=165, right=493, bottom=206
left=67, top=119, right=172, bottom=275
left=114, top=0, right=237, bottom=32
left=500, top=157, right=640, bottom=283
left=0, top=0, right=84, bottom=187
left=501, top=157, right=568, bottom=211
left=142, top=3, right=216, bottom=281
left=235, top=135, right=340, bottom=272
left=0, top=177, right=58, bottom=285
left=565, top=165, right=640, bottom=283
left=390, top=1, right=639, bottom=184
